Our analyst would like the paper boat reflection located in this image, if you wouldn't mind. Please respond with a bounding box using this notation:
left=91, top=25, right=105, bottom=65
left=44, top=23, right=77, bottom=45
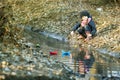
left=62, top=50, right=70, bottom=57
left=49, top=51, right=58, bottom=55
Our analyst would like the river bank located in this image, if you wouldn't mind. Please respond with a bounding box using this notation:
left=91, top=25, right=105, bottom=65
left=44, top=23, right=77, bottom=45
left=29, top=0, right=120, bottom=56
left=0, top=23, right=120, bottom=80
left=0, top=0, right=120, bottom=79
left=1, top=0, right=120, bottom=57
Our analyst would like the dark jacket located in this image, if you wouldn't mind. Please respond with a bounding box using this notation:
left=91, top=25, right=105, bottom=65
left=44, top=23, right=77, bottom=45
left=72, top=11, right=96, bottom=36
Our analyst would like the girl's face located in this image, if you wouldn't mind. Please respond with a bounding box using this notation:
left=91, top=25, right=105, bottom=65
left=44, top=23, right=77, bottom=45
left=82, top=19, right=88, bottom=24
left=81, top=16, right=88, bottom=22
left=81, top=16, right=88, bottom=26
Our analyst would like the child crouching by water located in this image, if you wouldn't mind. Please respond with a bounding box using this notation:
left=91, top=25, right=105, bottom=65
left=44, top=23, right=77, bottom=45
left=70, top=10, right=97, bottom=41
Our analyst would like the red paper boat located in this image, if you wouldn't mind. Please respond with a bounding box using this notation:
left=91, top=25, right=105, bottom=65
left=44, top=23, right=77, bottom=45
left=49, top=51, right=58, bottom=55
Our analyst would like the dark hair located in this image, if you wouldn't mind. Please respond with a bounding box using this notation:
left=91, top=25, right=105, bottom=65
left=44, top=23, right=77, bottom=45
left=80, top=10, right=90, bottom=18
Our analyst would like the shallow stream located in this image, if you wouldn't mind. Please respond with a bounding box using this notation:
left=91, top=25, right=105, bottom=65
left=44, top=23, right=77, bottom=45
left=1, top=28, right=120, bottom=80
left=33, top=30, right=120, bottom=80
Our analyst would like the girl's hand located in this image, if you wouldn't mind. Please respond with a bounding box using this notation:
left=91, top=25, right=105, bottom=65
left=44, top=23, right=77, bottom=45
left=87, top=18, right=91, bottom=24
left=81, top=22, right=86, bottom=27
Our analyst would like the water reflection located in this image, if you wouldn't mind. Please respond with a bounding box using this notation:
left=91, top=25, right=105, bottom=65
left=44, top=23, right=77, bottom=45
left=37, top=33, right=120, bottom=80
left=67, top=46, right=120, bottom=80
left=25, top=30, right=120, bottom=80
left=72, top=46, right=95, bottom=78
